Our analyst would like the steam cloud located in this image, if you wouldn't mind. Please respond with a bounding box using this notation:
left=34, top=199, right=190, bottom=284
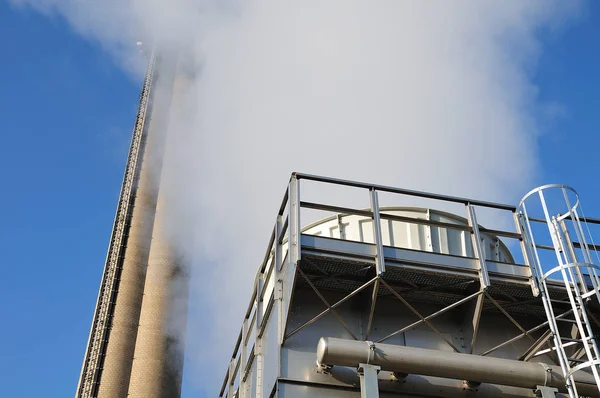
left=10, top=0, right=582, bottom=394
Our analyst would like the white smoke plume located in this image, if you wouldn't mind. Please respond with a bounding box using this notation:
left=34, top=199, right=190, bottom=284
left=9, top=0, right=582, bottom=394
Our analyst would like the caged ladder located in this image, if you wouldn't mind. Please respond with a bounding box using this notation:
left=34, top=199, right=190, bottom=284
left=518, top=184, right=600, bottom=398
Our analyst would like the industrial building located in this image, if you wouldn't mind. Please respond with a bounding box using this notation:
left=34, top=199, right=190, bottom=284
left=218, top=175, right=600, bottom=398
left=76, top=51, right=600, bottom=398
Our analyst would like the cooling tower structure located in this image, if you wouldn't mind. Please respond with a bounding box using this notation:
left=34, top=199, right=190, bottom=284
left=220, top=174, right=600, bottom=398
left=76, top=52, right=189, bottom=398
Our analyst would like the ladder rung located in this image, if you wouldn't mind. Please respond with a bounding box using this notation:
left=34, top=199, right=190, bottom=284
left=561, top=337, right=583, bottom=343
left=550, top=299, right=575, bottom=305
left=568, top=357, right=587, bottom=363
left=556, top=318, right=578, bottom=323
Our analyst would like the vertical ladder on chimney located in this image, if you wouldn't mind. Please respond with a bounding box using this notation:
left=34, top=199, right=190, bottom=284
left=518, top=185, right=600, bottom=398
left=76, top=51, right=156, bottom=398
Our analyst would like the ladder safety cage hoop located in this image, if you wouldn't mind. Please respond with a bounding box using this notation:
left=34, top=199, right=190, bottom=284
left=518, top=184, right=600, bottom=398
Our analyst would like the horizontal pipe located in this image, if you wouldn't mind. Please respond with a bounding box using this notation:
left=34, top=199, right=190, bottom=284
left=317, top=337, right=599, bottom=397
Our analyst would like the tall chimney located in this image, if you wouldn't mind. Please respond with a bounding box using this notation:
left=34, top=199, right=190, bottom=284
left=76, top=51, right=187, bottom=398
left=127, top=56, right=191, bottom=397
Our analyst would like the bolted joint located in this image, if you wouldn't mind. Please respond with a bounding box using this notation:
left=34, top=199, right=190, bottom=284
left=357, top=363, right=381, bottom=376
left=463, top=380, right=481, bottom=390
left=316, top=361, right=332, bottom=375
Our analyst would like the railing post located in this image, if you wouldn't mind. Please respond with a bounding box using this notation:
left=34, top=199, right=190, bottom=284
left=370, top=189, right=385, bottom=275
left=240, top=319, right=248, bottom=398
left=466, top=204, right=490, bottom=288
left=289, top=175, right=301, bottom=265
left=255, top=275, right=264, bottom=398
left=515, top=208, right=542, bottom=296
left=425, top=209, right=434, bottom=252
left=274, top=216, right=284, bottom=370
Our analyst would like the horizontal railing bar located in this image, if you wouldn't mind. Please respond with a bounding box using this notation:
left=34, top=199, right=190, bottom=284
left=526, top=216, right=547, bottom=224
left=219, top=368, right=229, bottom=397
left=260, top=226, right=276, bottom=274
left=523, top=215, right=600, bottom=225
left=242, top=345, right=256, bottom=382
left=279, top=216, right=289, bottom=245
left=259, top=263, right=275, bottom=303
left=567, top=215, right=600, bottom=225
left=245, top=311, right=257, bottom=346
left=573, top=242, right=600, bottom=252
left=301, top=201, right=479, bottom=234
left=278, top=187, right=289, bottom=217
left=535, top=243, right=556, bottom=251
left=231, top=329, right=242, bottom=360
left=479, top=227, right=522, bottom=240
left=233, top=355, right=241, bottom=382
left=300, top=201, right=373, bottom=218
left=244, top=287, right=258, bottom=319
left=294, top=172, right=516, bottom=211
left=258, top=294, right=276, bottom=338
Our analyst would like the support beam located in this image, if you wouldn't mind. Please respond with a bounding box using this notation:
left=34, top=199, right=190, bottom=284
left=480, top=309, right=573, bottom=357
left=536, top=385, right=558, bottom=398
left=377, top=290, right=482, bottom=344
left=284, top=277, right=378, bottom=341
left=364, top=278, right=380, bottom=341
left=296, top=267, right=358, bottom=340
left=357, top=363, right=380, bottom=398
left=485, top=292, right=533, bottom=342
left=520, top=329, right=553, bottom=362
left=378, top=279, right=465, bottom=352
left=461, top=291, right=485, bottom=354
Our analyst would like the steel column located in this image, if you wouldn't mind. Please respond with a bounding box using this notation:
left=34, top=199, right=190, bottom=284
left=536, top=385, right=558, bottom=398
left=357, top=363, right=380, bottom=398
left=466, top=204, right=490, bottom=288
left=370, top=189, right=385, bottom=275
left=289, top=175, right=301, bottom=265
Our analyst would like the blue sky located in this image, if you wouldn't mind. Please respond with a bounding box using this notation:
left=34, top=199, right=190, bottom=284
left=0, top=2, right=599, bottom=398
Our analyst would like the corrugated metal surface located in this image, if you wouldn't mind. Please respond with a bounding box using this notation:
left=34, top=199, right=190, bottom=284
left=303, top=208, right=513, bottom=263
